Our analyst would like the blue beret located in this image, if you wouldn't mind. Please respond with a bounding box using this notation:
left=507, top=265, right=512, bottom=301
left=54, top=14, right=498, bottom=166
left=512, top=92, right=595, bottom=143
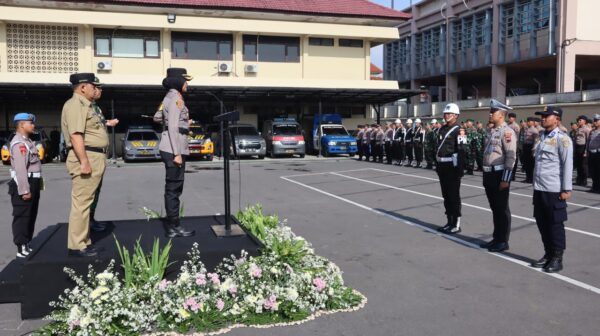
left=14, top=113, right=36, bottom=123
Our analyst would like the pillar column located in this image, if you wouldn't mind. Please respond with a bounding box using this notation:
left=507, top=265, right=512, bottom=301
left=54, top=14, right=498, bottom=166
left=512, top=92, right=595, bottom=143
left=0, top=22, right=7, bottom=73
left=560, top=50, right=576, bottom=93
left=491, top=65, right=507, bottom=100
left=234, top=32, right=243, bottom=77
left=162, top=28, right=171, bottom=73
left=446, top=73, right=458, bottom=101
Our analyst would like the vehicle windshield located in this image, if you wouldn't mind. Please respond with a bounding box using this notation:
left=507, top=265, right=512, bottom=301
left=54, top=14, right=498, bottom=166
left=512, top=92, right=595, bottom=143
left=127, top=132, right=159, bottom=141
left=231, top=126, right=259, bottom=136
left=322, top=125, right=348, bottom=136
left=273, top=124, right=301, bottom=136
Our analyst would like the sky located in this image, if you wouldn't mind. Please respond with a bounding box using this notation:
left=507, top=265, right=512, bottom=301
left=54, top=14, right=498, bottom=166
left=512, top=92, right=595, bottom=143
left=369, top=0, right=416, bottom=69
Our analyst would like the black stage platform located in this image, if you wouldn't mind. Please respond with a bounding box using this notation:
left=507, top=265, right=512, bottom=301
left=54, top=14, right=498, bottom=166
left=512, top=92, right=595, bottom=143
left=0, top=215, right=262, bottom=319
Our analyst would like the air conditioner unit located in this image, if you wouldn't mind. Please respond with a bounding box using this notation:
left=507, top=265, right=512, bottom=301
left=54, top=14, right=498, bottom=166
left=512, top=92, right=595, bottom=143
left=245, top=64, right=258, bottom=73
left=97, top=61, right=112, bottom=71
left=218, top=62, right=233, bottom=73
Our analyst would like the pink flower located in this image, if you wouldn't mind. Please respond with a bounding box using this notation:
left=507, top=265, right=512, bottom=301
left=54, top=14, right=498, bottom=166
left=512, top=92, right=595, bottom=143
left=228, top=286, right=238, bottom=296
left=264, top=295, right=278, bottom=311
left=249, top=264, right=262, bottom=278
left=158, top=279, right=169, bottom=291
left=207, top=273, right=220, bottom=285
left=216, top=299, right=225, bottom=311
left=235, top=256, right=247, bottom=266
left=68, top=320, right=80, bottom=331
left=184, top=297, right=201, bottom=312
left=195, top=274, right=207, bottom=286
left=313, top=277, right=327, bottom=292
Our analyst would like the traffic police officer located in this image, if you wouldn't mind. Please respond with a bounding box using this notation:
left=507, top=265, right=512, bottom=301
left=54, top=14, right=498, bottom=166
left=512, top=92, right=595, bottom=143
left=363, top=125, right=372, bottom=162
left=61, top=73, right=107, bottom=257
left=507, top=112, right=520, bottom=181
left=479, top=100, right=517, bottom=252
left=369, top=123, right=378, bottom=162
left=413, top=118, right=425, bottom=168
left=156, top=68, right=195, bottom=238
left=588, top=114, right=600, bottom=193
left=375, top=124, right=385, bottom=163
left=392, top=119, right=405, bottom=165
left=9, top=113, right=42, bottom=258
left=404, top=118, right=414, bottom=166
left=384, top=123, right=394, bottom=164
left=530, top=106, right=573, bottom=273
left=436, top=103, right=465, bottom=234
left=574, top=115, right=591, bottom=186
left=356, top=125, right=365, bottom=161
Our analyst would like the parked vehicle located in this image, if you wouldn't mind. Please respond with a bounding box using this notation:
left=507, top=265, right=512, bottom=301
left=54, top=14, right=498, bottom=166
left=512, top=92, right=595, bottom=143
left=187, top=125, right=214, bottom=161
left=262, top=118, right=305, bottom=158
left=1, top=129, right=53, bottom=165
left=121, top=126, right=161, bottom=162
left=311, top=114, right=357, bottom=157
left=229, top=124, right=266, bottom=159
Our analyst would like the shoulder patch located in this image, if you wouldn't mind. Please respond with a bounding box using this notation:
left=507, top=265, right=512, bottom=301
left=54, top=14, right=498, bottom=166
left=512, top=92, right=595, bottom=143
left=176, top=100, right=184, bottom=109
left=504, top=131, right=512, bottom=142
left=560, top=135, right=571, bottom=148
left=19, top=144, right=27, bottom=155
left=158, top=103, right=164, bottom=112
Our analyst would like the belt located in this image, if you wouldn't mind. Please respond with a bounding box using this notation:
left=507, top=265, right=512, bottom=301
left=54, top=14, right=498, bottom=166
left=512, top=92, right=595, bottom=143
left=590, top=149, right=599, bottom=153
left=165, top=127, right=189, bottom=135
left=68, top=146, right=107, bottom=154
left=10, top=171, right=41, bottom=179
left=483, top=165, right=505, bottom=172
left=436, top=156, right=453, bottom=162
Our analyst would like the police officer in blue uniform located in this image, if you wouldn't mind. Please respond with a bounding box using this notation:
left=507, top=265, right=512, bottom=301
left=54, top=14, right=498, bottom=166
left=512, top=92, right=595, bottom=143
left=530, top=106, right=573, bottom=273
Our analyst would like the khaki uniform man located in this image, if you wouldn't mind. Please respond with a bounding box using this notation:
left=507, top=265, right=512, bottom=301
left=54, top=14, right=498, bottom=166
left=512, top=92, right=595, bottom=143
left=479, top=100, right=517, bottom=252
left=61, top=73, right=108, bottom=257
left=9, top=113, right=42, bottom=258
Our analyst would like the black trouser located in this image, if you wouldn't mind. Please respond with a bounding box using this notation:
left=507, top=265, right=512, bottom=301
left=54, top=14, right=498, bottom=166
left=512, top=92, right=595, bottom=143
left=483, top=171, right=511, bottom=243
left=589, top=152, right=600, bottom=191
left=161, top=151, right=186, bottom=219
left=362, top=142, right=370, bottom=161
left=357, top=139, right=364, bottom=159
left=375, top=143, right=384, bottom=162
left=370, top=140, right=377, bottom=161
left=405, top=142, right=413, bottom=163
left=574, top=144, right=588, bottom=185
left=436, top=162, right=462, bottom=217
left=9, top=177, right=41, bottom=246
left=384, top=141, right=393, bottom=164
left=398, top=142, right=405, bottom=162
left=533, top=190, right=567, bottom=252
left=523, top=144, right=534, bottom=181
left=414, top=142, right=423, bottom=164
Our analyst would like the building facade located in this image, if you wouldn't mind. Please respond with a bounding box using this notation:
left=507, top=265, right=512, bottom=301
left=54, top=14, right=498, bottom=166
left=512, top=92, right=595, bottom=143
left=384, top=0, right=600, bottom=102
left=0, top=0, right=413, bottom=143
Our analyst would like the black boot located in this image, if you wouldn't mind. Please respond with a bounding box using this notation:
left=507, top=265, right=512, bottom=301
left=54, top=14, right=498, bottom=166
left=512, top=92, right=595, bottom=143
left=89, top=210, right=107, bottom=232
left=425, top=163, right=433, bottom=169
left=543, top=250, right=564, bottom=273
left=164, top=218, right=195, bottom=238
left=531, top=252, right=551, bottom=268
left=438, top=216, right=453, bottom=232
left=446, top=216, right=462, bottom=234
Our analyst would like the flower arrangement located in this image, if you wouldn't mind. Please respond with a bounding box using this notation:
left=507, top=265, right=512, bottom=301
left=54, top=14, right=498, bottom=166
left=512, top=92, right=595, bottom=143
left=35, top=205, right=366, bottom=336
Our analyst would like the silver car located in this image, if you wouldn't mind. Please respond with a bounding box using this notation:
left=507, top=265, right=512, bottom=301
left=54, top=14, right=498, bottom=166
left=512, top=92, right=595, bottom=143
left=229, top=124, right=266, bottom=159
left=122, top=127, right=161, bottom=162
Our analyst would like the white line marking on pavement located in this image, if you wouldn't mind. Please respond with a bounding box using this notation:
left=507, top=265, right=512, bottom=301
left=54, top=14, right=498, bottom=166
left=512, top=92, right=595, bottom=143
left=367, top=167, right=600, bottom=211
left=331, top=172, right=600, bottom=240
left=280, top=175, right=600, bottom=295
left=281, top=168, right=373, bottom=178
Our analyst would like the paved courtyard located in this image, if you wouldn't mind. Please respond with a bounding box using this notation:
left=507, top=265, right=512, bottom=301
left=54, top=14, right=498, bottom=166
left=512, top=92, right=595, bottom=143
left=1, top=156, right=599, bottom=336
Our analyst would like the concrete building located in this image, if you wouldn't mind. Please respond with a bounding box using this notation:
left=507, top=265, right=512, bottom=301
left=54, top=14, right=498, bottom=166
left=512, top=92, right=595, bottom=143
left=0, top=0, right=415, bottom=147
left=384, top=0, right=600, bottom=103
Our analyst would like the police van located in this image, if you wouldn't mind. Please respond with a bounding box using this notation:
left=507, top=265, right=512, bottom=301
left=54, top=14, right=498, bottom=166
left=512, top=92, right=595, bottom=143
left=311, top=114, right=357, bottom=157
left=262, top=118, right=306, bottom=158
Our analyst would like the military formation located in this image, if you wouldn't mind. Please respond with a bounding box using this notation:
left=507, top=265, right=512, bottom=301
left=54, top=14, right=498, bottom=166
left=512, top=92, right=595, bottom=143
left=353, top=101, right=600, bottom=274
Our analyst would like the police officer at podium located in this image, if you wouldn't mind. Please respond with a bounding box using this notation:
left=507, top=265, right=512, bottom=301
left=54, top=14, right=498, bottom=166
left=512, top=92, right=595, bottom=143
left=479, top=100, right=517, bottom=252
left=157, top=68, right=195, bottom=238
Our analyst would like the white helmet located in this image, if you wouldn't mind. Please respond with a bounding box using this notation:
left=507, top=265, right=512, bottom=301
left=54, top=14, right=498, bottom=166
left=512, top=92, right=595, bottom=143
left=415, top=118, right=422, bottom=123
left=432, top=119, right=438, bottom=123
left=443, top=103, right=460, bottom=115
left=395, top=118, right=401, bottom=124
left=406, top=118, right=413, bottom=124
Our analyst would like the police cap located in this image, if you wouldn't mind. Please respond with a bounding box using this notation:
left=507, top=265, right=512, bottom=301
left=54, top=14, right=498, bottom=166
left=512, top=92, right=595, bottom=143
left=576, top=115, right=589, bottom=123
left=490, top=99, right=513, bottom=111
left=594, top=114, right=600, bottom=121
left=527, top=117, right=536, bottom=122
left=69, top=73, right=96, bottom=85
left=535, top=105, right=563, bottom=119
left=166, top=67, right=193, bottom=81
left=508, top=112, right=517, bottom=118
left=13, top=113, right=36, bottom=123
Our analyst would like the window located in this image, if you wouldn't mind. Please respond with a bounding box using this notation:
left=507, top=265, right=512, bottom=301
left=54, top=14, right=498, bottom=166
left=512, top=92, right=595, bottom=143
left=339, top=39, right=363, bottom=48
left=171, top=32, right=233, bottom=60
left=94, top=29, right=160, bottom=58
left=309, top=37, right=334, bottom=46
left=243, top=35, right=300, bottom=62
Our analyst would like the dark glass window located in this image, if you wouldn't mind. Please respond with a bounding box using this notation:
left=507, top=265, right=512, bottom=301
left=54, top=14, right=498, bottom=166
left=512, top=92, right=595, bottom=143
left=94, top=29, right=160, bottom=58
left=171, top=32, right=233, bottom=60
left=339, top=39, right=364, bottom=48
left=243, top=35, right=300, bottom=62
left=309, top=37, right=334, bottom=46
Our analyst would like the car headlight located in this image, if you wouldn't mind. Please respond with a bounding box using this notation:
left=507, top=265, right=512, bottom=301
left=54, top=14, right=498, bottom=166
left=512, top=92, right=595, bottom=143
left=272, top=141, right=282, bottom=145
left=327, top=141, right=336, bottom=146
left=350, top=141, right=357, bottom=146
left=125, top=146, right=131, bottom=151
left=240, top=140, right=248, bottom=145
left=205, top=139, right=212, bottom=143
left=298, top=141, right=305, bottom=145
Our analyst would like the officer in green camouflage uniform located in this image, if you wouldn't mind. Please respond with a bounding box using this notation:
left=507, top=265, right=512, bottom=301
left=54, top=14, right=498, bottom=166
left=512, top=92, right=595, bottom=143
left=464, top=119, right=476, bottom=175
left=475, top=121, right=486, bottom=171
left=424, top=120, right=437, bottom=169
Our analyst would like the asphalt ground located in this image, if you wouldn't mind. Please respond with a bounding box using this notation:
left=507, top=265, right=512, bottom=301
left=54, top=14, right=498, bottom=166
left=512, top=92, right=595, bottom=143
left=0, top=156, right=599, bottom=336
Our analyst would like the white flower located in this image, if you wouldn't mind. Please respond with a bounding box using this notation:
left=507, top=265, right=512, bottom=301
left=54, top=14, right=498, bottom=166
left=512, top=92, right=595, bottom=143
left=244, top=294, right=258, bottom=305
left=96, top=272, right=114, bottom=281
left=179, top=272, right=191, bottom=283
left=90, top=286, right=109, bottom=299
left=270, top=267, right=279, bottom=275
left=220, top=278, right=234, bottom=292
left=80, top=315, right=91, bottom=327
left=286, top=288, right=299, bottom=301
left=68, top=305, right=81, bottom=321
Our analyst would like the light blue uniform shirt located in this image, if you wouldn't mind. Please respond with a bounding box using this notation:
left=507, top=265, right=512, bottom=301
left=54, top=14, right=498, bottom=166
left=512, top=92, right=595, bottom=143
left=533, top=127, right=573, bottom=192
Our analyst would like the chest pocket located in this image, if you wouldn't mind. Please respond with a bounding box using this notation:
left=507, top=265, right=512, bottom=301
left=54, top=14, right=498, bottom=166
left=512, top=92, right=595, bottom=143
left=87, top=109, right=103, bottom=129
left=180, top=106, right=189, bottom=122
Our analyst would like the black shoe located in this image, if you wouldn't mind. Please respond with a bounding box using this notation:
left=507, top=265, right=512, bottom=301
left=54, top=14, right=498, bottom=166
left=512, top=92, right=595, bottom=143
left=445, top=216, right=461, bottom=234
left=425, top=164, right=433, bottom=169
left=68, top=246, right=98, bottom=257
left=531, top=254, right=551, bottom=268
left=488, top=242, right=509, bottom=252
left=17, top=245, right=30, bottom=258
left=164, top=218, right=195, bottom=238
left=466, top=170, right=474, bottom=175
left=479, top=240, right=496, bottom=249
left=90, top=219, right=107, bottom=232
left=26, top=243, right=33, bottom=253
left=543, top=251, right=563, bottom=273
